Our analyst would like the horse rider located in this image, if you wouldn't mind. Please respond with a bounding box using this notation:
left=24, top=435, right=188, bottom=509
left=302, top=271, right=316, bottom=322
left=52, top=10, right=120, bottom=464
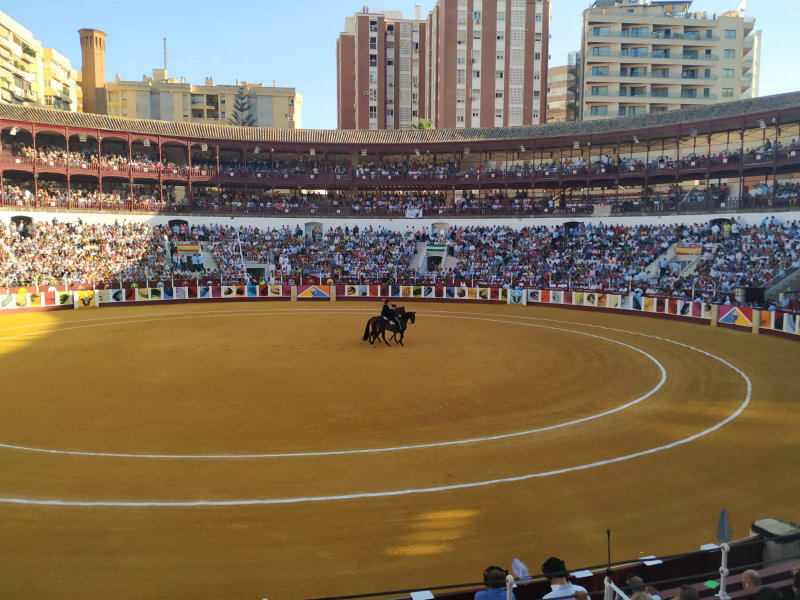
left=381, top=299, right=403, bottom=332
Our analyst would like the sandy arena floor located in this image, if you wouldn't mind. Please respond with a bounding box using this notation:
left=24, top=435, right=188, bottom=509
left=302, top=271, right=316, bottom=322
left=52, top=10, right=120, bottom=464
left=0, top=301, right=798, bottom=600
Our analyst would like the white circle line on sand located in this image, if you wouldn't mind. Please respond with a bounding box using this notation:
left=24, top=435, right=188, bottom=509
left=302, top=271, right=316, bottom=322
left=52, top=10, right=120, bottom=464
left=0, top=306, right=752, bottom=506
left=0, top=349, right=750, bottom=507
left=0, top=310, right=667, bottom=459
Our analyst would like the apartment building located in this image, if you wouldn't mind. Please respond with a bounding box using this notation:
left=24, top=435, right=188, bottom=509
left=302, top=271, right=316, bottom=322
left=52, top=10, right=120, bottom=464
left=337, top=8, right=426, bottom=130
left=547, top=53, right=580, bottom=122
left=426, top=0, right=550, bottom=129
left=105, top=70, right=302, bottom=128
left=581, top=0, right=760, bottom=121
left=0, top=10, right=80, bottom=111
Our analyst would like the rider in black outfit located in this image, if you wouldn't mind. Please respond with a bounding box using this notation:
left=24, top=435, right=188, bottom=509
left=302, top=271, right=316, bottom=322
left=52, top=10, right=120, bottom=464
left=381, top=299, right=403, bottom=332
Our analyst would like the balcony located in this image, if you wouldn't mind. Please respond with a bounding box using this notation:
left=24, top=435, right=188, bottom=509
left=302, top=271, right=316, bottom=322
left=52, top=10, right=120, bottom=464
left=586, top=91, right=717, bottom=101
left=587, top=70, right=717, bottom=81
left=588, top=31, right=719, bottom=43
left=592, top=50, right=719, bottom=62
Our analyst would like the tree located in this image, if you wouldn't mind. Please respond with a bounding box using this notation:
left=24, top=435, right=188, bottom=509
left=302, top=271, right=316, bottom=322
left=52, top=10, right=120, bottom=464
left=228, top=86, right=257, bottom=127
left=412, top=119, right=434, bottom=130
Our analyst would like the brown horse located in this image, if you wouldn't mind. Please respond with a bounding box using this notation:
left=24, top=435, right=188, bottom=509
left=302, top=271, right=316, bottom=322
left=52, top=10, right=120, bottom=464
left=362, top=309, right=416, bottom=347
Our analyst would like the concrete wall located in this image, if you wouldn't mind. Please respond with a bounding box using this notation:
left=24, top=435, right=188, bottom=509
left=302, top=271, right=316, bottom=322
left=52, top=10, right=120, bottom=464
left=255, top=96, right=273, bottom=127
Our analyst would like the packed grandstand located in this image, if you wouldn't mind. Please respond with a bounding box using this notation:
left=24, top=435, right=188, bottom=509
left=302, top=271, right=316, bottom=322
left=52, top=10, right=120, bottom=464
left=3, top=217, right=800, bottom=310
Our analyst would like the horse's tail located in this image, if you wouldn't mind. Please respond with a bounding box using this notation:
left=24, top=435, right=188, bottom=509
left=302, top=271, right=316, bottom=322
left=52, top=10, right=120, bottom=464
left=362, top=319, right=371, bottom=341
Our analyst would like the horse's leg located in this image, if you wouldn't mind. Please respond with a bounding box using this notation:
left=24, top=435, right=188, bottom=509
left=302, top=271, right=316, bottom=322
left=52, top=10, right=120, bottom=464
left=382, top=327, right=391, bottom=346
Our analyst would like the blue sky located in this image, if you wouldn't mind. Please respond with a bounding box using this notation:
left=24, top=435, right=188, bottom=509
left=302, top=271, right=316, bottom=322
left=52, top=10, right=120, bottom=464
left=4, top=0, right=799, bottom=129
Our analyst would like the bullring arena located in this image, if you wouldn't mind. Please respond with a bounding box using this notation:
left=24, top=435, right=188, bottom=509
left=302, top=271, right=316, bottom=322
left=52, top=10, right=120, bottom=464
left=2, top=95, right=800, bottom=600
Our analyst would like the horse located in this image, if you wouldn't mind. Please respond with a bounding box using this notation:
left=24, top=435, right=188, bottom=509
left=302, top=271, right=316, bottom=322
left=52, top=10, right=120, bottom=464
left=362, top=309, right=416, bottom=347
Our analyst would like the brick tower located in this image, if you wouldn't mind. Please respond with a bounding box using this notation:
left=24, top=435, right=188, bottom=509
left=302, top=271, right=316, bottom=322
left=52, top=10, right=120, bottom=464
left=78, top=29, right=107, bottom=114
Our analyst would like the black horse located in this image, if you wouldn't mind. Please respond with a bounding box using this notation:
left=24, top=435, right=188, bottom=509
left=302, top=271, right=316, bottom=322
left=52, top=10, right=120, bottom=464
left=362, top=309, right=416, bottom=347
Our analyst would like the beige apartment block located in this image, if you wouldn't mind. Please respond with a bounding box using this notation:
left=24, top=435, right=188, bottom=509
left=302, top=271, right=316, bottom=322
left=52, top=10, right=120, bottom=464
left=581, top=0, right=760, bottom=121
left=105, top=71, right=302, bottom=128
left=0, top=10, right=80, bottom=111
left=337, top=8, right=426, bottom=130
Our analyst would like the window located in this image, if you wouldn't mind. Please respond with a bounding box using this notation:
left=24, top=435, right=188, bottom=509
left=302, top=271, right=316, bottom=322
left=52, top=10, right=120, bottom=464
left=628, top=106, right=646, bottom=115
left=369, top=21, right=378, bottom=32
left=497, top=34, right=504, bottom=41
left=220, top=98, right=225, bottom=104
left=681, top=89, right=697, bottom=98
left=473, top=11, right=481, bottom=21
left=496, top=53, right=504, bottom=61
left=631, top=47, right=648, bottom=57
left=183, top=111, right=189, bottom=118
left=630, top=86, right=646, bottom=96
left=629, top=67, right=647, bottom=77
left=457, top=70, right=466, bottom=84
left=497, top=12, right=505, bottom=21
left=593, top=26, right=611, bottom=36
left=457, top=56, right=466, bottom=65
left=631, top=26, right=648, bottom=37
left=496, top=71, right=504, bottom=79
left=536, top=14, right=542, bottom=22
left=592, top=66, right=609, bottom=76
left=725, top=29, right=736, bottom=39
left=590, top=105, right=608, bottom=116
left=591, top=86, right=608, bottom=96
left=386, top=109, right=394, bottom=116
left=369, top=54, right=377, bottom=67
left=592, top=46, right=610, bottom=56
left=369, top=37, right=377, bottom=50
left=412, top=42, right=419, bottom=51
left=703, top=88, right=710, bottom=97
left=495, top=91, right=503, bottom=98
left=221, top=111, right=226, bottom=118
left=722, top=88, right=734, bottom=97
left=472, top=111, right=479, bottom=118
left=723, top=68, right=734, bottom=78
left=724, top=49, right=735, bottom=59
left=473, top=70, right=480, bottom=78
left=456, top=115, right=465, bottom=123
left=652, top=87, right=668, bottom=97
left=534, top=52, right=541, bottom=60
left=654, top=68, right=669, bottom=78
left=369, top=106, right=377, bottom=118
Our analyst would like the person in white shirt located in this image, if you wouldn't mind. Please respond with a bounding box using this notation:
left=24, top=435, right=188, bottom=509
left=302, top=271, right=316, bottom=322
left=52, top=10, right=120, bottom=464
left=541, top=557, right=588, bottom=600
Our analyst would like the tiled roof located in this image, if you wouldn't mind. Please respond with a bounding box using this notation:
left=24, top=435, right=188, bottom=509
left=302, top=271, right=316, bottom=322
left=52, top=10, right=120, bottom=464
left=1, top=92, right=798, bottom=147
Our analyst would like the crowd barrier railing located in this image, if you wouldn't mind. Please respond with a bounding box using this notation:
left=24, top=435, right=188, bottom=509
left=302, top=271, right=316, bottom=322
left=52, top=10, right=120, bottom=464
left=2, top=283, right=798, bottom=340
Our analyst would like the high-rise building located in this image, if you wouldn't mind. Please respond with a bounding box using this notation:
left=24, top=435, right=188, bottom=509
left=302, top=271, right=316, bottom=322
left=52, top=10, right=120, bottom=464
left=0, top=10, right=80, bottom=111
left=105, top=71, right=302, bottom=128
left=580, top=0, right=760, bottom=121
left=547, top=52, right=580, bottom=122
left=425, top=0, right=550, bottom=128
left=337, top=8, right=426, bottom=130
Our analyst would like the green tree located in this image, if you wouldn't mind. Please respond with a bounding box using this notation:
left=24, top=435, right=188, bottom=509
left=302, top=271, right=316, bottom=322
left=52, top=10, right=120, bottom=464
left=228, top=86, right=257, bottom=126
left=412, top=119, right=434, bottom=130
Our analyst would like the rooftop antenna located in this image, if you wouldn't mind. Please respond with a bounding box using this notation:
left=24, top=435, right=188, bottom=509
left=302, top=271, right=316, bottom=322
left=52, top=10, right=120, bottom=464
left=163, top=37, right=168, bottom=72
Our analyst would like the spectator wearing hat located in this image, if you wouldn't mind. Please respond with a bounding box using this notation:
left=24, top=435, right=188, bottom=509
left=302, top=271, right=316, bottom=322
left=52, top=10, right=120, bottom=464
left=541, top=557, right=589, bottom=600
